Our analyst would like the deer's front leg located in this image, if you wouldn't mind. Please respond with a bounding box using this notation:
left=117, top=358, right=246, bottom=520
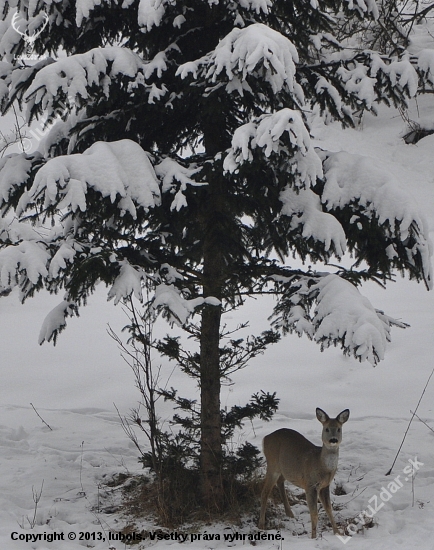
left=319, top=486, right=342, bottom=535
left=306, top=486, right=319, bottom=539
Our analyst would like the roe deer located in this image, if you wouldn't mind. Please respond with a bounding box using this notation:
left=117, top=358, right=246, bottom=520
left=258, top=408, right=349, bottom=537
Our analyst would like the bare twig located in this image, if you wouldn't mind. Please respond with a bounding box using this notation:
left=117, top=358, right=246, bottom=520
left=343, top=486, right=368, bottom=506
left=12, top=103, right=29, bottom=154
left=386, top=367, right=434, bottom=475
left=108, top=290, right=165, bottom=477
left=0, top=108, right=30, bottom=157
left=78, top=442, right=111, bottom=539
left=26, top=480, right=44, bottom=528
left=411, top=410, right=434, bottom=434
left=411, top=467, right=415, bottom=507
left=113, top=402, right=147, bottom=460
left=79, top=441, right=85, bottom=496
left=30, top=403, right=53, bottom=431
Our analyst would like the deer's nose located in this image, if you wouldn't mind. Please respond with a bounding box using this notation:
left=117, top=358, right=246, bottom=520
left=329, top=438, right=338, bottom=444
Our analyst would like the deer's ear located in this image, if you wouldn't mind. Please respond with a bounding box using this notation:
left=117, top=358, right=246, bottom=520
left=337, top=409, right=350, bottom=424
left=316, top=408, right=329, bottom=423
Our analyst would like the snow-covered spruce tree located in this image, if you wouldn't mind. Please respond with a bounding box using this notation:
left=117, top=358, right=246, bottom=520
left=0, top=0, right=433, bottom=508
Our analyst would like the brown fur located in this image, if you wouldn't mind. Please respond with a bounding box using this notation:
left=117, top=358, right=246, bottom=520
left=258, top=408, right=349, bottom=537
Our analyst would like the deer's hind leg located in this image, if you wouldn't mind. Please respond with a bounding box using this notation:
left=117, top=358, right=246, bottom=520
left=277, top=475, right=294, bottom=519
left=258, top=469, right=280, bottom=529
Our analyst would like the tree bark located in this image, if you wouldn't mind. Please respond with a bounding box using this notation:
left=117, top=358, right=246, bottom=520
left=199, top=116, right=228, bottom=510
left=199, top=171, right=226, bottom=509
left=200, top=277, right=223, bottom=509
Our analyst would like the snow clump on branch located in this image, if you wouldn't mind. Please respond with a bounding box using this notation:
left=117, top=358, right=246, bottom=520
left=24, top=140, right=161, bottom=217
left=177, top=23, right=303, bottom=99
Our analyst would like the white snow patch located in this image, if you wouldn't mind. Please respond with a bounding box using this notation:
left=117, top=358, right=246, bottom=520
left=152, top=283, right=220, bottom=326
left=138, top=0, right=166, bottom=32
left=312, top=274, right=390, bottom=364
left=107, top=261, right=144, bottom=305
left=0, top=240, right=49, bottom=290
left=38, top=299, right=77, bottom=344
left=75, top=0, right=103, bottom=26
left=280, top=187, right=347, bottom=256
left=322, top=151, right=433, bottom=287
left=28, top=140, right=161, bottom=218
left=224, top=109, right=323, bottom=189
left=21, top=47, right=145, bottom=114
left=177, top=23, right=299, bottom=96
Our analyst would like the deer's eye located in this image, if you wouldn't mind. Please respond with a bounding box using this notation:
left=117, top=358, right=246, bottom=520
left=337, top=428, right=341, bottom=432
left=325, top=428, right=330, bottom=432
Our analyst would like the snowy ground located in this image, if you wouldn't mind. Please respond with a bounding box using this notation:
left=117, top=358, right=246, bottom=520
left=1, top=99, right=434, bottom=550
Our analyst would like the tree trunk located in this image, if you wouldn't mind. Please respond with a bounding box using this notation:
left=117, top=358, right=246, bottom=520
left=199, top=172, right=226, bottom=509
left=200, top=283, right=223, bottom=509
left=199, top=117, right=227, bottom=510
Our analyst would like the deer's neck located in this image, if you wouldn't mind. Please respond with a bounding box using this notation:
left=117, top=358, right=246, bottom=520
left=320, top=445, right=339, bottom=472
